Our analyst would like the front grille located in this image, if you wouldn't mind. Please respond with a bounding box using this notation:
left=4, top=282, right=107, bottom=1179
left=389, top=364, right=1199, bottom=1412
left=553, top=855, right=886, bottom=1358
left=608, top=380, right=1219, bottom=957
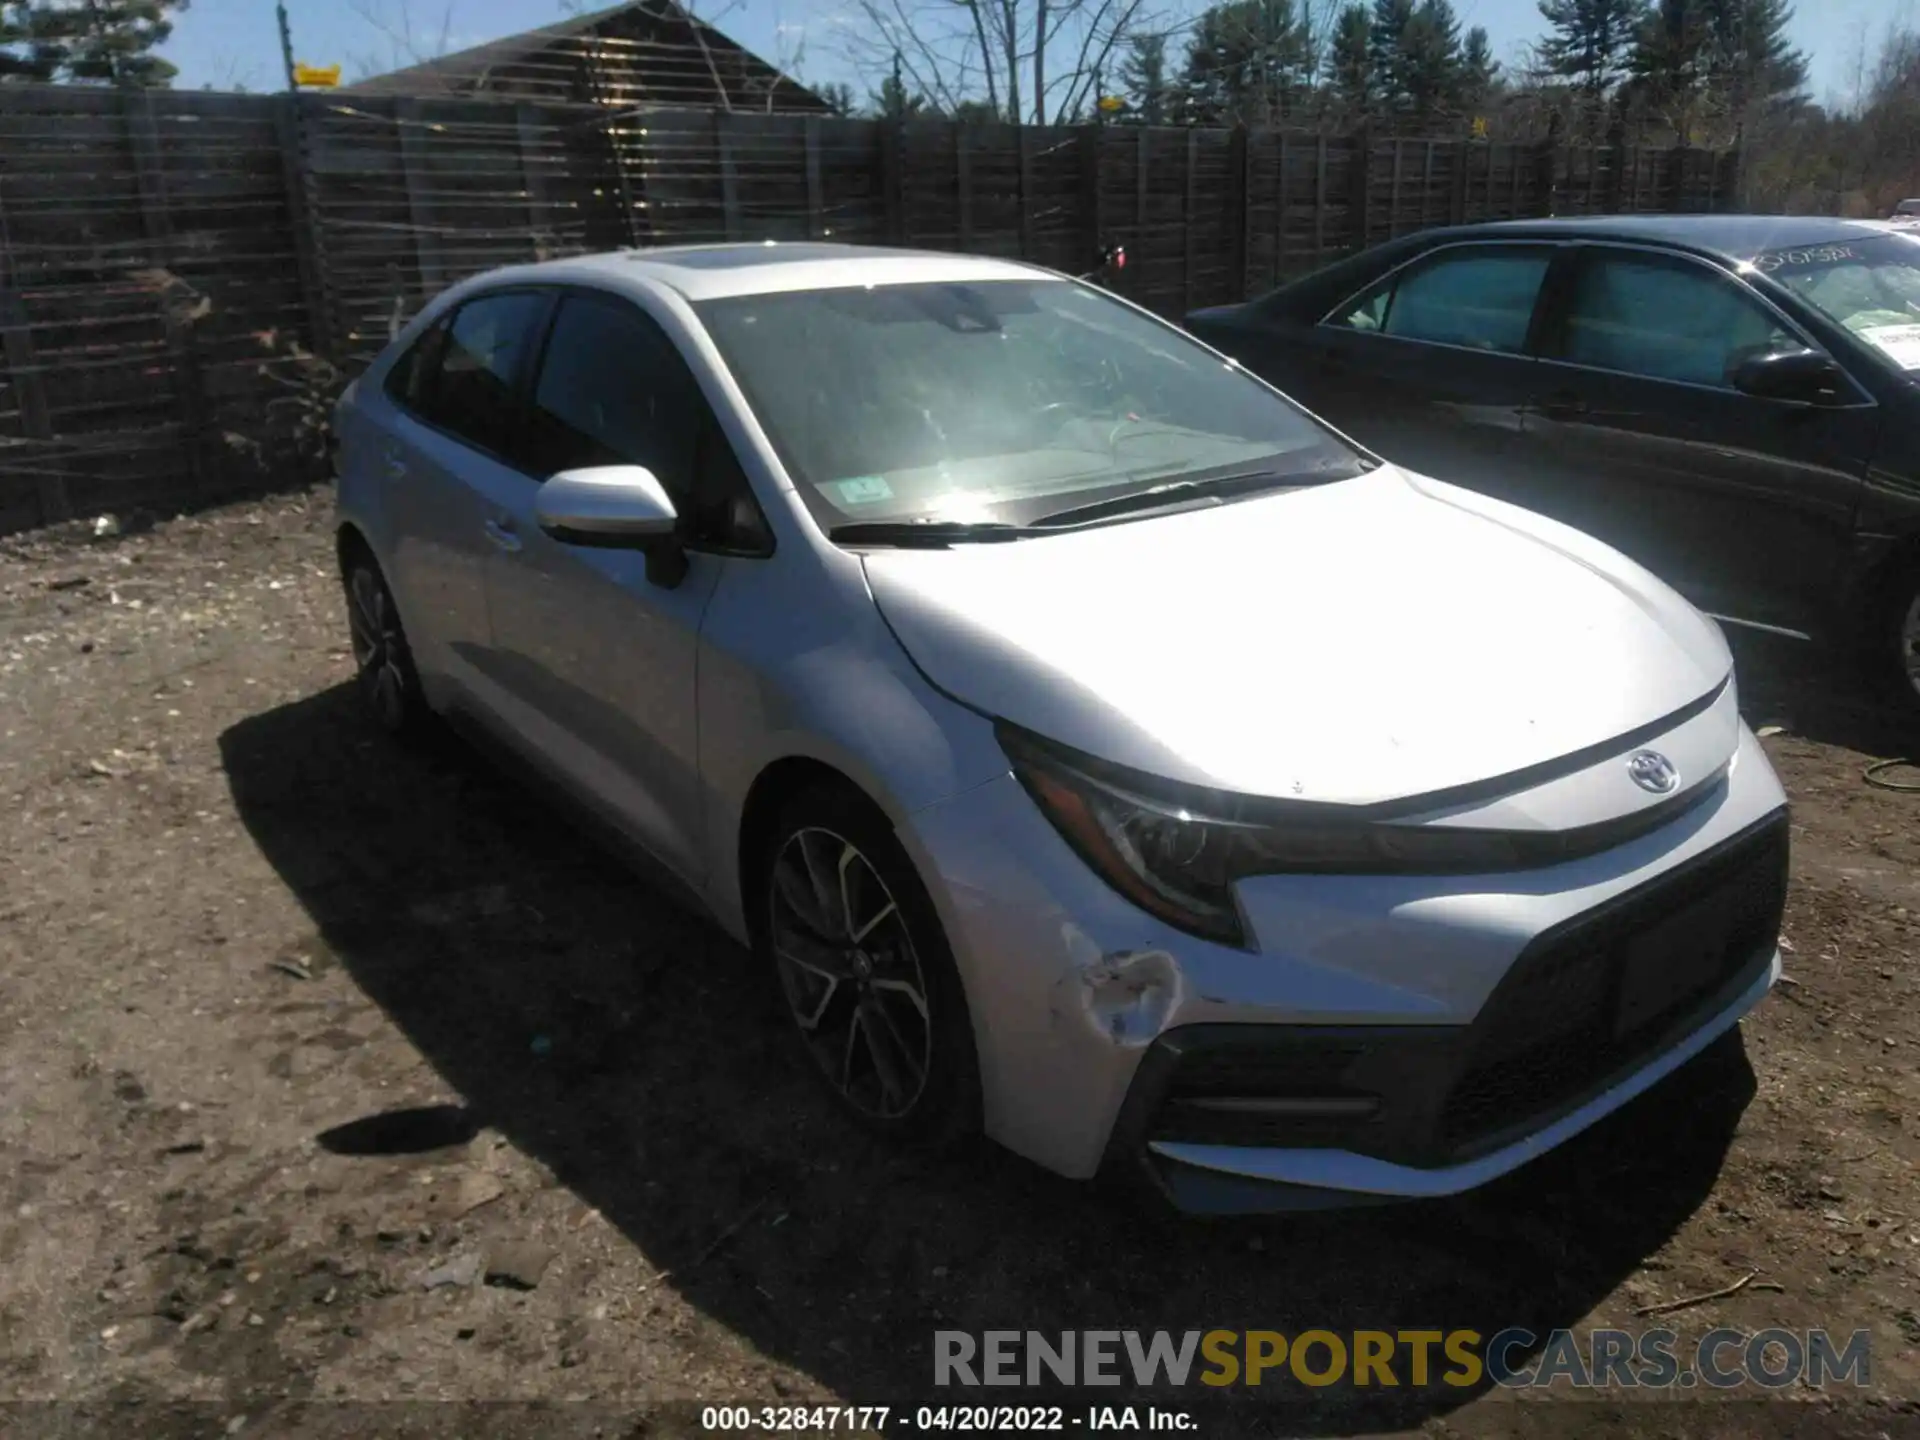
left=1111, top=809, right=1791, bottom=1175
left=1438, top=812, right=1789, bottom=1155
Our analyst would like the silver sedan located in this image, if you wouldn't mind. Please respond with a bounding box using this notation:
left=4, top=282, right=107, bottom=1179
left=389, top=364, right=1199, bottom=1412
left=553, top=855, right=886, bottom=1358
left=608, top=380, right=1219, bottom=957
left=331, top=242, right=1789, bottom=1214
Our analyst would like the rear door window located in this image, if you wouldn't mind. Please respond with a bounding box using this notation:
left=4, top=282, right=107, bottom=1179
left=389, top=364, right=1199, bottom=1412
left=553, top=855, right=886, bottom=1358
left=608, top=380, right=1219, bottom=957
left=1332, top=247, right=1554, bottom=354
left=409, top=290, right=551, bottom=457
left=384, top=317, right=447, bottom=409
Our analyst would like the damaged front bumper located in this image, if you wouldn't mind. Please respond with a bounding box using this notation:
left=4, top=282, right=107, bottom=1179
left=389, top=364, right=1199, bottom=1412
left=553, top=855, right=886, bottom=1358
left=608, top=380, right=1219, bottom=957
left=896, top=724, right=1790, bottom=1209
left=1112, top=945, right=1779, bottom=1215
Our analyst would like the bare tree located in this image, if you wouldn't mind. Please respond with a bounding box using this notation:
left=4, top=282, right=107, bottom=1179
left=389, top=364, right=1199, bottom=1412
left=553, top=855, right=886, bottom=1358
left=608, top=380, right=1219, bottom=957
left=741, top=5, right=817, bottom=112
left=345, top=0, right=457, bottom=79
left=841, top=0, right=1162, bottom=123
left=204, top=50, right=263, bottom=93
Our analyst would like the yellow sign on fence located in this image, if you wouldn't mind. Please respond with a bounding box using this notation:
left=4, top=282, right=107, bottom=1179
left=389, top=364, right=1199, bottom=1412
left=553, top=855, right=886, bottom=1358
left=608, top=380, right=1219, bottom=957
left=1097, top=95, right=1125, bottom=114
left=294, top=63, right=342, bottom=89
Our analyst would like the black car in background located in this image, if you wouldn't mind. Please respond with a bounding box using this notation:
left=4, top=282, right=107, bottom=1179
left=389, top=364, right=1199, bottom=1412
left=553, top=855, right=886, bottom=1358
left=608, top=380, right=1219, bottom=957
left=1185, top=216, right=1920, bottom=710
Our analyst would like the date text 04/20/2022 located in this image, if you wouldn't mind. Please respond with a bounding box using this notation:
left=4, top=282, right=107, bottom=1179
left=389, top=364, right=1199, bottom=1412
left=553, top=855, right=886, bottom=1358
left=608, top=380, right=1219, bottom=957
left=699, top=1405, right=1197, bottom=1431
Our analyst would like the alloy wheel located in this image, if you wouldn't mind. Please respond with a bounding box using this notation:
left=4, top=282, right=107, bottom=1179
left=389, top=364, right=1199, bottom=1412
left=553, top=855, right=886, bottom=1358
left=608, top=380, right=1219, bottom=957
left=347, top=567, right=408, bottom=731
left=768, top=826, right=933, bottom=1120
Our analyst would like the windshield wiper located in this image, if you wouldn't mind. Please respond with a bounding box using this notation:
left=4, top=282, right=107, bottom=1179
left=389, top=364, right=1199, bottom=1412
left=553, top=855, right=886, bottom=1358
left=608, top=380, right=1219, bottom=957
left=827, top=519, right=1035, bottom=548
left=1028, top=464, right=1328, bottom=530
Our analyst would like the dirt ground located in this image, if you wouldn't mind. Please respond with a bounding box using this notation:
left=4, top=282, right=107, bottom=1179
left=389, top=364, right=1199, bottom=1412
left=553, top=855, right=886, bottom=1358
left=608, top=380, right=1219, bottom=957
left=1, top=487, right=1917, bottom=1440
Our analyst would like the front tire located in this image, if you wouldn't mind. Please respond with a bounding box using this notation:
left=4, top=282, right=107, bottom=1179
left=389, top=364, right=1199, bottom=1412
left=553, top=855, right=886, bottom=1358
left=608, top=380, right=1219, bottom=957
left=341, top=550, right=431, bottom=739
left=754, top=783, right=980, bottom=1147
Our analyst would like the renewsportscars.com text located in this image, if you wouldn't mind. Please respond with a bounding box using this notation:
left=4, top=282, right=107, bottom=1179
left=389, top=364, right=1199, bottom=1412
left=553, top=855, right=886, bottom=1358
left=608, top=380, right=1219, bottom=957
left=933, top=1328, right=1872, bottom=1391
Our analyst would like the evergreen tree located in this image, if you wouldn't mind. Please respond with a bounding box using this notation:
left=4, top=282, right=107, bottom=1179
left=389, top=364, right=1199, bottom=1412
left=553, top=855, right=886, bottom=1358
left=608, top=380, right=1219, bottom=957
left=1705, top=0, right=1806, bottom=116
left=1627, top=0, right=1711, bottom=129
left=1399, top=0, right=1465, bottom=120
left=0, top=0, right=186, bottom=86
left=1367, top=0, right=1417, bottom=110
left=1537, top=0, right=1646, bottom=97
left=1327, top=3, right=1374, bottom=113
left=1179, top=0, right=1312, bottom=126
left=0, top=5, right=40, bottom=79
left=1626, top=0, right=1805, bottom=137
left=1118, top=30, right=1172, bottom=124
left=1460, top=25, right=1500, bottom=115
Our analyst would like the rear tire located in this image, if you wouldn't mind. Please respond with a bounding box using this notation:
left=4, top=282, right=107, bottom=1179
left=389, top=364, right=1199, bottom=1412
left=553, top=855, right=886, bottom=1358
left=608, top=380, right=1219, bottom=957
left=752, top=782, right=981, bottom=1149
left=341, top=550, right=432, bottom=740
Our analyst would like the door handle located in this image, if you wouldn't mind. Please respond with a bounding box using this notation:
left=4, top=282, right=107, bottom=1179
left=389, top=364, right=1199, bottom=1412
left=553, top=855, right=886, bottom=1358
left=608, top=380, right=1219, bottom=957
left=483, top=517, right=522, bottom=554
left=1538, top=391, right=1589, bottom=421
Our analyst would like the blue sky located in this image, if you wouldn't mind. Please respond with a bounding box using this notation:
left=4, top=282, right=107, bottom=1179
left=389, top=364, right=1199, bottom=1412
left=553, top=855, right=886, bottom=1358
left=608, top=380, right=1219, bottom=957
left=162, top=0, right=1906, bottom=107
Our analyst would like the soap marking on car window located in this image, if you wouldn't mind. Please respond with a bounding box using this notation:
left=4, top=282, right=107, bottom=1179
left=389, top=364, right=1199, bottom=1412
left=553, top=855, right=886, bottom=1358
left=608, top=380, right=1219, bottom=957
left=1753, top=245, right=1858, bottom=272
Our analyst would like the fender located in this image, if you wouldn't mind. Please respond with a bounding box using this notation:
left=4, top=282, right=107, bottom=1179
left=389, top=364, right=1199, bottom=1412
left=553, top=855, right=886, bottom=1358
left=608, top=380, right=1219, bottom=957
left=694, top=537, right=1009, bottom=941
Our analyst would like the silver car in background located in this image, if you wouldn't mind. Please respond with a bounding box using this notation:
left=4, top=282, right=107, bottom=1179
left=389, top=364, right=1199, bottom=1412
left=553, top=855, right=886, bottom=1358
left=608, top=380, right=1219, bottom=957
left=331, top=243, right=1789, bottom=1213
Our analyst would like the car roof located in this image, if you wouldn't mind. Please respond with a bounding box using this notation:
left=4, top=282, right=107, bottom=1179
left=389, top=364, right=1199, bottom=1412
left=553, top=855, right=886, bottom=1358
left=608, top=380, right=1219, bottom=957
left=466, top=241, right=1057, bottom=303
left=1243, top=212, right=1907, bottom=321
left=1435, top=213, right=1889, bottom=260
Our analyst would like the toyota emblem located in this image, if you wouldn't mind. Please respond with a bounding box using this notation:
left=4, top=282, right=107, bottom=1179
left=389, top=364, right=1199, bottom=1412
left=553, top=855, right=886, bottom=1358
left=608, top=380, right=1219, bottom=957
left=1627, top=750, right=1680, bottom=795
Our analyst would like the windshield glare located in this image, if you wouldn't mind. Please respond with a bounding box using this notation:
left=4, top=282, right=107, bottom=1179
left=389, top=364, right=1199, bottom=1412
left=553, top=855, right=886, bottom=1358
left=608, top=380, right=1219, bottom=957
left=694, top=280, right=1356, bottom=529
left=1756, top=236, right=1920, bottom=371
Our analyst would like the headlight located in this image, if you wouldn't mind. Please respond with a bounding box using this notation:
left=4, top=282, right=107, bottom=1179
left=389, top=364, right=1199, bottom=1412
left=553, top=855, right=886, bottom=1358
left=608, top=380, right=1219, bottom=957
left=998, top=723, right=1546, bottom=948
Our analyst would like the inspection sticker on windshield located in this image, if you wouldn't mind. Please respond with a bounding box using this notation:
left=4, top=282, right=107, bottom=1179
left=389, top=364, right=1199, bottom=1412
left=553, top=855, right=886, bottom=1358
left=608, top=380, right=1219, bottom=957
left=827, top=475, right=894, bottom=506
left=1860, top=323, right=1920, bottom=370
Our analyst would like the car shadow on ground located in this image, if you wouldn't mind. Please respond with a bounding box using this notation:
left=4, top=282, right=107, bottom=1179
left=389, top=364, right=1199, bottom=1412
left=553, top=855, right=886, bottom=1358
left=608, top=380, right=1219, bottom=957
left=1729, top=630, right=1917, bottom=761
left=221, top=683, right=1759, bottom=1435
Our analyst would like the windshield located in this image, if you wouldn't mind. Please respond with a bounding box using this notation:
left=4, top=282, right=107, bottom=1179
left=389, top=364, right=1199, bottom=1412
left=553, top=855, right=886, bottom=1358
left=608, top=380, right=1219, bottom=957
left=1755, top=236, right=1920, bottom=372
left=693, top=279, right=1359, bottom=530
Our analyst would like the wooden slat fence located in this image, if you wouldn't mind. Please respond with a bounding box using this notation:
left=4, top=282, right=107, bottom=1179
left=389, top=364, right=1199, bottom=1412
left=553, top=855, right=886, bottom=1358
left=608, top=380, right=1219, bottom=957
left=0, top=83, right=1741, bottom=535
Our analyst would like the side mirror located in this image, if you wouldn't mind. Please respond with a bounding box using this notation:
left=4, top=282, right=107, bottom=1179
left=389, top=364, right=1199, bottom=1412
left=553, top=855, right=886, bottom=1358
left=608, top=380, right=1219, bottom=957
left=535, top=465, right=687, bottom=586
left=1729, top=347, right=1846, bottom=405
left=537, top=465, right=677, bottom=542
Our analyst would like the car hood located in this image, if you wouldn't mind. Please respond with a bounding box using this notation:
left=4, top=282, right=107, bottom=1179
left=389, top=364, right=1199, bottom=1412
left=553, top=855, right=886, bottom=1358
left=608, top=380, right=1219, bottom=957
left=860, top=466, right=1733, bottom=807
